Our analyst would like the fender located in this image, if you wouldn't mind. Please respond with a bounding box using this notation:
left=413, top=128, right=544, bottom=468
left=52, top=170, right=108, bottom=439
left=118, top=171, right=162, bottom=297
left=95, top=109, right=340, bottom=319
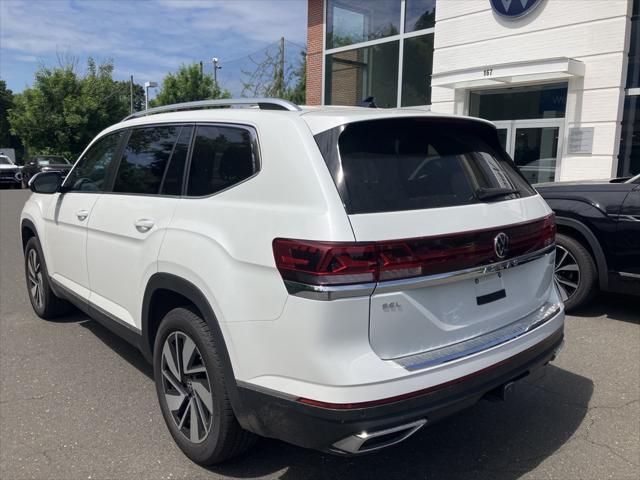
left=141, top=273, right=255, bottom=430
left=555, top=217, right=609, bottom=290
left=20, top=218, right=38, bottom=250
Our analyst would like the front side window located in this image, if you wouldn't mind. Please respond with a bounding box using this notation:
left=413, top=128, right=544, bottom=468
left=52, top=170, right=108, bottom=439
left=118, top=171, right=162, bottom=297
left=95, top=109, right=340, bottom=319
left=326, top=0, right=401, bottom=49
left=186, top=125, right=259, bottom=197
left=65, top=132, right=124, bottom=192
left=315, top=118, right=535, bottom=215
left=113, top=126, right=180, bottom=194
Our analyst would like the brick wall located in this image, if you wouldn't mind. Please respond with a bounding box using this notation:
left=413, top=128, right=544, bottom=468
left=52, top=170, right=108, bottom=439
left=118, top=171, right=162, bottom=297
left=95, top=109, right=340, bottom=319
left=306, top=0, right=324, bottom=105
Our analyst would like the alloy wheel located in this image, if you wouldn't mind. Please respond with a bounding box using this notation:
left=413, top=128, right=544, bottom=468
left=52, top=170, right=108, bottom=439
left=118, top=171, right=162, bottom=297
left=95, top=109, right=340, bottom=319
left=554, top=245, right=580, bottom=302
left=161, top=331, right=213, bottom=444
left=27, top=248, right=44, bottom=309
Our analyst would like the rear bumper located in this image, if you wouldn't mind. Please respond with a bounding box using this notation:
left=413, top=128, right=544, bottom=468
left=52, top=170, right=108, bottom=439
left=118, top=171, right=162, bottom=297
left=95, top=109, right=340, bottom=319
left=234, top=325, right=564, bottom=453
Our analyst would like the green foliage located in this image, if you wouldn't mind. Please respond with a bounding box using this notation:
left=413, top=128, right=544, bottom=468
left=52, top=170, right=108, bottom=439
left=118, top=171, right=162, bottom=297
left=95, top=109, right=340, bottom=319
left=283, top=51, right=306, bottom=105
left=8, top=58, right=140, bottom=159
left=0, top=80, right=25, bottom=161
left=152, top=63, right=231, bottom=106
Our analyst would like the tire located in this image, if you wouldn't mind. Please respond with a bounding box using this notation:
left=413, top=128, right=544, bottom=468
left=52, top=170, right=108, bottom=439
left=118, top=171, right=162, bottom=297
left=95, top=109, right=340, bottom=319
left=554, top=233, right=597, bottom=312
left=24, top=237, right=73, bottom=319
left=153, top=307, right=257, bottom=465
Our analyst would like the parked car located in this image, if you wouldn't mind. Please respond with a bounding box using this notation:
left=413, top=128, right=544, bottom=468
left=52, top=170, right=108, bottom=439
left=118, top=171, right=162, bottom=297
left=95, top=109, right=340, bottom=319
left=0, top=154, right=22, bottom=189
left=22, top=154, right=73, bottom=187
left=20, top=99, right=565, bottom=465
left=536, top=174, right=640, bottom=311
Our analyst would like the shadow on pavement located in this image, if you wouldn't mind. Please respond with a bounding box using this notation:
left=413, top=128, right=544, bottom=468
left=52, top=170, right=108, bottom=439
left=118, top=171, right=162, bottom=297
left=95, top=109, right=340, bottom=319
left=76, top=314, right=593, bottom=480
left=571, top=293, right=640, bottom=324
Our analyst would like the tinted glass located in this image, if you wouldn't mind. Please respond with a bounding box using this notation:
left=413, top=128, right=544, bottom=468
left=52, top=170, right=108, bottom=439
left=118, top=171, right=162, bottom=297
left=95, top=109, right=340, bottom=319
left=0, top=157, right=11, bottom=165
left=626, top=9, right=640, bottom=88
left=187, top=126, right=258, bottom=197
left=405, top=0, right=435, bottom=32
left=316, top=118, right=535, bottom=214
left=326, top=0, right=400, bottom=49
left=113, top=126, right=179, bottom=194
left=65, top=132, right=123, bottom=192
left=469, top=83, right=567, bottom=121
left=618, top=96, right=640, bottom=176
left=513, top=127, right=559, bottom=184
left=401, top=34, right=433, bottom=106
left=161, top=126, right=192, bottom=196
left=325, top=41, right=399, bottom=108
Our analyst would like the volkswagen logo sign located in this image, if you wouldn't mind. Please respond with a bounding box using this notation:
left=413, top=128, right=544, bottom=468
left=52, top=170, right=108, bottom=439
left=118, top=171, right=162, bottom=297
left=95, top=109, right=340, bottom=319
left=494, top=233, right=509, bottom=259
left=490, top=0, right=544, bottom=19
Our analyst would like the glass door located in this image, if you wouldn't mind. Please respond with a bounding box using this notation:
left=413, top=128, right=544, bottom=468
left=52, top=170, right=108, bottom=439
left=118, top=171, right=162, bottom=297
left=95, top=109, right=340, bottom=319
left=494, top=119, right=563, bottom=184
left=512, top=120, right=563, bottom=184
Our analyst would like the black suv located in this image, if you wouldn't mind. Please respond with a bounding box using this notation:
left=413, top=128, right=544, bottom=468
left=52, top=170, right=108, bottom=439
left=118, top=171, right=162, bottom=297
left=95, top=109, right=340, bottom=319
left=22, top=155, right=73, bottom=187
left=536, top=174, right=640, bottom=310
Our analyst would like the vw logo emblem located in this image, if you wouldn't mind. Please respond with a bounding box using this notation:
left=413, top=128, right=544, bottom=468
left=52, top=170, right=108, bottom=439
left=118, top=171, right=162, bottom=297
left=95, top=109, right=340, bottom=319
left=494, top=233, right=509, bottom=259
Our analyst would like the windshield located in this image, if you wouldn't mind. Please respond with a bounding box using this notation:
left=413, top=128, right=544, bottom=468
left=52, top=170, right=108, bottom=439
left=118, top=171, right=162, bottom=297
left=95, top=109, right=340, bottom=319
left=315, top=117, right=535, bottom=215
left=626, top=173, right=640, bottom=184
left=0, top=157, right=13, bottom=165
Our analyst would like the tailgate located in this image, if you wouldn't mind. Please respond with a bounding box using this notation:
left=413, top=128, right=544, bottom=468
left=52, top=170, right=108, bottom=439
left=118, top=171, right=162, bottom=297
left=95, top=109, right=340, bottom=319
left=314, top=116, right=558, bottom=361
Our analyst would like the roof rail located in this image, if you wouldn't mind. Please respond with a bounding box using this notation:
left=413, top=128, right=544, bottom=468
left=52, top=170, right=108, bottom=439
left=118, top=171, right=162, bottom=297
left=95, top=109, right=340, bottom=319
left=122, top=98, right=301, bottom=121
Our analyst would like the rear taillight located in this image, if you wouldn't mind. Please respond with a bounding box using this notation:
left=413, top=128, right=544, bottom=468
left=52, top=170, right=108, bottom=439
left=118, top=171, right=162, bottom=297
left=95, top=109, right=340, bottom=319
left=273, top=214, right=556, bottom=287
left=272, top=239, right=377, bottom=286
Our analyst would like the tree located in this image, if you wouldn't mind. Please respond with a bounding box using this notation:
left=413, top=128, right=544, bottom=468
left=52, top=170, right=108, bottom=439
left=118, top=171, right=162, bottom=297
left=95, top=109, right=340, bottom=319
left=152, top=63, right=231, bottom=106
left=241, top=41, right=306, bottom=104
left=283, top=50, right=306, bottom=104
left=8, top=57, right=138, bottom=159
left=0, top=80, right=24, bottom=161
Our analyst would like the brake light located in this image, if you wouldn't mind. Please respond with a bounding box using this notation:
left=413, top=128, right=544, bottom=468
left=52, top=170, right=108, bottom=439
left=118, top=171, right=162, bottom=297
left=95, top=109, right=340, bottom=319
left=273, top=214, right=555, bottom=287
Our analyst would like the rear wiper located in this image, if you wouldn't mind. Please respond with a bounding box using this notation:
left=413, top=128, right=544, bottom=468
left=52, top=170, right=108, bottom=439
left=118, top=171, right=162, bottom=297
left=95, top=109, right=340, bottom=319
left=474, top=187, right=519, bottom=201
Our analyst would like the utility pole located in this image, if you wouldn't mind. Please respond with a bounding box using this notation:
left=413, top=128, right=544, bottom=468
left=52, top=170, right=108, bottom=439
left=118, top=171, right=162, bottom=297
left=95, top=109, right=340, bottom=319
left=212, top=58, right=221, bottom=94
left=199, top=61, right=203, bottom=78
left=129, top=75, right=134, bottom=114
left=279, top=36, right=285, bottom=98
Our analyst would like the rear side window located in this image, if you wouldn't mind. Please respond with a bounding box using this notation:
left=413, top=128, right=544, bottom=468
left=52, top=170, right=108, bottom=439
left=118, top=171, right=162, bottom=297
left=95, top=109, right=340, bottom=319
left=187, top=125, right=259, bottom=197
left=65, top=131, right=124, bottom=192
left=113, top=126, right=180, bottom=194
left=315, top=118, right=535, bottom=214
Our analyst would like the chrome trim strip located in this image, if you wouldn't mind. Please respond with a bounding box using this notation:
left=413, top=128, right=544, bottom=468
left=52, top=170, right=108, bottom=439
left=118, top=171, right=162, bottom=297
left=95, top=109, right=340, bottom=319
left=286, top=244, right=555, bottom=300
left=619, top=272, right=640, bottom=279
left=331, top=419, right=427, bottom=454
left=374, top=244, right=555, bottom=295
left=284, top=280, right=376, bottom=301
left=394, top=301, right=562, bottom=372
left=609, top=214, right=640, bottom=222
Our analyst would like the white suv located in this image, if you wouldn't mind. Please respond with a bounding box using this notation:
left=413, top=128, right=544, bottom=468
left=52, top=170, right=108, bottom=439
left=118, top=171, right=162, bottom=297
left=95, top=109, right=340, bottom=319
left=20, top=98, right=564, bottom=465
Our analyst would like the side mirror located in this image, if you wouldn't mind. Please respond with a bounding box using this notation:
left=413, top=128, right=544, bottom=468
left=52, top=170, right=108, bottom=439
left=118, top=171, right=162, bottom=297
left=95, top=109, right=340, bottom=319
left=29, top=171, right=63, bottom=194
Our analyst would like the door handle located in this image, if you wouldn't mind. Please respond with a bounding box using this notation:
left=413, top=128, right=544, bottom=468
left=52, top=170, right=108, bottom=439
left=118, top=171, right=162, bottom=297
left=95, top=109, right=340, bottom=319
left=76, top=210, right=89, bottom=221
left=134, top=219, right=155, bottom=233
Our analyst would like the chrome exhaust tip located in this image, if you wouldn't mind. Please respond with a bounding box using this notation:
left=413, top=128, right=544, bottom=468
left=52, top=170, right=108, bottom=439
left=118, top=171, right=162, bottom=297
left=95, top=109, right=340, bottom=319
left=331, top=419, right=427, bottom=455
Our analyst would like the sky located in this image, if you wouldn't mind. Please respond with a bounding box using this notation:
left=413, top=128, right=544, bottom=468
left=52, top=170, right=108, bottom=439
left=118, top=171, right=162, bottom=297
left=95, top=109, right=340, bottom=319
left=0, top=0, right=308, bottom=98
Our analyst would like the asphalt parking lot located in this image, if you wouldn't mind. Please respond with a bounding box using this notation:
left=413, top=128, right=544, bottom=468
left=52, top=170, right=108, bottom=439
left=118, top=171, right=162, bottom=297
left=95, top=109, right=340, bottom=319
left=0, top=188, right=638, bottom=480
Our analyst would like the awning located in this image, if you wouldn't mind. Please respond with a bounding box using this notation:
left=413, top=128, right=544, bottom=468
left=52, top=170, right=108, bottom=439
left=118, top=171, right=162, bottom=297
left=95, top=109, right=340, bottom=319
left=432, top=57, right=585, bottom=89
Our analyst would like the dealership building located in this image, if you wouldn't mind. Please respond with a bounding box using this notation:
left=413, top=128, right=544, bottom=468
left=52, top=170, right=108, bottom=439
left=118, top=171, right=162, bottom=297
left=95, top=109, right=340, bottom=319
left=306, top=0, right=640, bottom=182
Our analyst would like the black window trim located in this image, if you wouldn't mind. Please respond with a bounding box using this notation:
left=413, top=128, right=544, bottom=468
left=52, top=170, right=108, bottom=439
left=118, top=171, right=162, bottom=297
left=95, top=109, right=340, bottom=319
left=182, top=122, right=262, bottom=200
left=63, top=121, right=262, bottom=198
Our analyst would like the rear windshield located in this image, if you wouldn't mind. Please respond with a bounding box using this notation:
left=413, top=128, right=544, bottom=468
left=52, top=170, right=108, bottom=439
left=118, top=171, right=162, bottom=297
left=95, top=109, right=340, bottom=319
left=315, top=117, right=535, bottom=215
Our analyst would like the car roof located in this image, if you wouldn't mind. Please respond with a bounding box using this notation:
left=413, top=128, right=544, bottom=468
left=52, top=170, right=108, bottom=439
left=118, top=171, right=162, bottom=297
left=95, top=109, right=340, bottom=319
left=106, top=104, right=494, bottom=137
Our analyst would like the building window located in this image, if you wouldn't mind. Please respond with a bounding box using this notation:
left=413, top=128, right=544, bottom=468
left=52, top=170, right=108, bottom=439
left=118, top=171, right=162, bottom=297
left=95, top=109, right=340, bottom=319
left=469, top=83, right=568, bottom=121
left=325, top=41, right=399, bottom=108
left=619, top=0, right=640, bottom=176
left=404, top=0, right=435, bottom=33
left=326, top=0, right=401, bottom=49
left=324, top=0, right=435, bottom=108
left=401, top=34, right=434, bottom=106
